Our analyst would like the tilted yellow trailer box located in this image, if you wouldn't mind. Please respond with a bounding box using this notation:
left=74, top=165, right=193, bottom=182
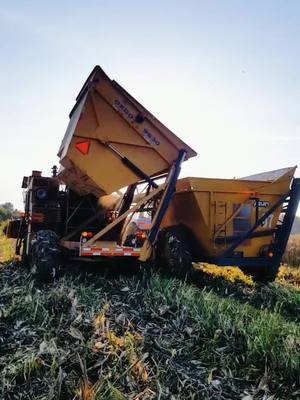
left=58, top=66, right=196, bottom=197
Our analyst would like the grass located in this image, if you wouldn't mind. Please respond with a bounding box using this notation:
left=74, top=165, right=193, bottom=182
left=0, top=231, right=300, bottom=399
left=0, top=223, right=15, bottom=264
left=0, top=262, right=300, bottom=399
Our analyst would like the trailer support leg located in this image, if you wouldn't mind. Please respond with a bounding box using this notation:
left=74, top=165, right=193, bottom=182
left=139, top=149, right=186, bottom=262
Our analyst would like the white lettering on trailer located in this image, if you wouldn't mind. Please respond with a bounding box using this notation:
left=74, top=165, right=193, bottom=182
left=254, top=200, right=270, bottom=208
left=113, top=99, right=134, bottom=121
left=113, top=99, right=160, bottom=147
left=143, top=128, right=160, bottom=146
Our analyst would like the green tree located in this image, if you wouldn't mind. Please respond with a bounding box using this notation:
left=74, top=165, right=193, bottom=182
left=1, top=202, right=14, bottom=214
left=0, top=207, right=10, bottom=222
left=0, top=202, right=19, bottom=222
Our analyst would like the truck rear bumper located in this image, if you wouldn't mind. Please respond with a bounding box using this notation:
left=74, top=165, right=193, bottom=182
left=80, top=245, right=141, bottom=257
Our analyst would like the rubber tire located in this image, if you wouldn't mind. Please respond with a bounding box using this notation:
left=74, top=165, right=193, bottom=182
left=31, top=230, right=61, bottom=282
left=156, top=225, right=195, bottom=278
left=239, top=263, right=280, bottom=283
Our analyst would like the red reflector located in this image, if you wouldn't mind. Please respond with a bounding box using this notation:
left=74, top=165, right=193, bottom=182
left=75, top=140, right=90, bottom=155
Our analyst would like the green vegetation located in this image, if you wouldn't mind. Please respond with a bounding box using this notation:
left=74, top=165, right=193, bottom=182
left=1, top=229, right=300, bottom=399
left=0, top=202, right=19, bottom=223
left=0, top=223, right=15, bottom=263
left=0, top=261, right=299, bottom=400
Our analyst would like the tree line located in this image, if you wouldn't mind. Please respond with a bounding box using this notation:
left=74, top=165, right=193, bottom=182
left=0, top=203, right=19, bottom=222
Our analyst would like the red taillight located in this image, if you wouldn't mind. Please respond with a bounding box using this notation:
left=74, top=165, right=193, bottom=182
left=136, top=232, right=146, bottom=239
left=82, top=231, right=93, bottom=238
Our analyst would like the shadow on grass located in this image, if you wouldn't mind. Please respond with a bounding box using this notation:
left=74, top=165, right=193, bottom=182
left=5, top=259, right=300, bottom=324
left=61, top=259, right=300, bottom=324
left=176, top=264, right=300, bottom=324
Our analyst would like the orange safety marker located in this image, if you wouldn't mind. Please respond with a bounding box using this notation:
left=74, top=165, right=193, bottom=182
left=75, top=140, right=90, bottom=155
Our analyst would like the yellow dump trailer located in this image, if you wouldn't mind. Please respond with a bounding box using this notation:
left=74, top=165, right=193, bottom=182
left=55, top=65, right=197, bottom=266
left=58, top=66, right=196, bottom=197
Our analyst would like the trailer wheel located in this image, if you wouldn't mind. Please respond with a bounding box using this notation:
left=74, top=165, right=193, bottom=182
left=239, top=264, right=280, bottom=283
left=156, top=226, right=195, bottom=278
left=31, top=230, right=61, bottom=282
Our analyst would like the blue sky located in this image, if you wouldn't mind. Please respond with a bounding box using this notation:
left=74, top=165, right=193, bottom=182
left=0, top=0, right=299, bottom=212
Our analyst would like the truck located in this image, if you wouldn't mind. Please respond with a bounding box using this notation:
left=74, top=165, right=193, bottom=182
left=5, top=66, right=300, bottom=282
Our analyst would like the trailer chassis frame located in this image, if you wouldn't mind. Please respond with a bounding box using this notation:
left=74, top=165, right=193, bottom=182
left=61, top=150, right=187, bottom=262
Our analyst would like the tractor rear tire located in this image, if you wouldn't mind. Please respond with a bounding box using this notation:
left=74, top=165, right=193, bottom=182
left=31, top=230, right=61, bottom=282
left=239, top=264, right=280, bottom=283
left=156, top=225, right=195, bottom=278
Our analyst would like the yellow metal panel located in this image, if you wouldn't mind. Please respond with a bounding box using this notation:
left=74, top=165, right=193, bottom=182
left=58, top=66, right=196, bottom=197
left=162, top=170, right=295, bottom=258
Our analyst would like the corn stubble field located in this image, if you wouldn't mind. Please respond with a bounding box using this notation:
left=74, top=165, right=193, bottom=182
left=0, top=231, right=300, bottom=400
